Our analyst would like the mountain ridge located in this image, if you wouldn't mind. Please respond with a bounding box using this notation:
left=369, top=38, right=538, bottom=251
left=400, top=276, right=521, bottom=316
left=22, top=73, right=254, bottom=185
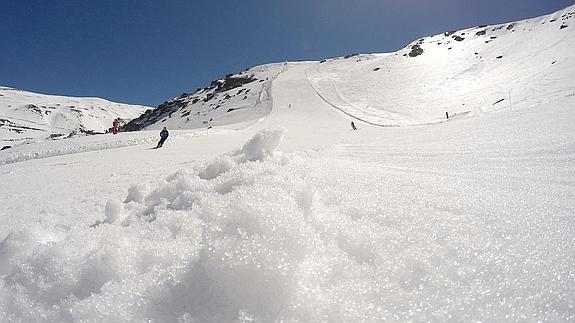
left=124, top=3, right=574, bottom=130
left=0, top=87, right=151, bottom=148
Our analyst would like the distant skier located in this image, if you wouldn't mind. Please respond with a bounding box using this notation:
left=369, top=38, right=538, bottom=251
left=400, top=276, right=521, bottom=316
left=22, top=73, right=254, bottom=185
left=156, top=127, right=169, bottom=148
left=112, top=119, right=120, bottom=134
left=351, top=121, right=357, bottom=130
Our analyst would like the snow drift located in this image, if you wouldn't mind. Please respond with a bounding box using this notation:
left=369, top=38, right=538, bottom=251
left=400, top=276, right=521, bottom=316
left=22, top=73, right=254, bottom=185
left=1, top=129, right=573, bottom=322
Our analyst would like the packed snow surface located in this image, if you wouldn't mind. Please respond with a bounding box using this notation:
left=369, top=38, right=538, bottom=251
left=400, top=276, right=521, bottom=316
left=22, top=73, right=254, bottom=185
left=1, top=4, right=574, bottom=322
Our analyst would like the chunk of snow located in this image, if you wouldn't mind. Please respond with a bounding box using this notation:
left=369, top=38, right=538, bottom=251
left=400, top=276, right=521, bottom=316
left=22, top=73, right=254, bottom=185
left=239, top=128, right=285, bottom=161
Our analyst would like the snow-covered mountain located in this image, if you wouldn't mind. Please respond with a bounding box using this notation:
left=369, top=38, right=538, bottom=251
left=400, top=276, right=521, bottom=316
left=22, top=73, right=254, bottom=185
left=125, top=4, right=574, bottom=130
left=306, top=5, right=575, bottom=126
left=122, top=64, right=284, bottom=132
left=0, top=87, right=151, bottom=148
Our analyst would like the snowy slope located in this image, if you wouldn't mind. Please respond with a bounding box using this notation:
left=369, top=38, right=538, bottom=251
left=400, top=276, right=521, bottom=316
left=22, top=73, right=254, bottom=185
left=0, top=87, right=151, bottom=148
left=123, top=63, right=285, bottom=131
left=0, top=4, right=574, bottom=323
left=306, top=5, right=575, bottom=126
left=129, top=5, right=574, bottom=130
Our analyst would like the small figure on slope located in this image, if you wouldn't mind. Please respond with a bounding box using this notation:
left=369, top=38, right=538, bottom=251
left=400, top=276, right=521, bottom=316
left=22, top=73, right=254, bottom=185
left=112, top=119, right=120, bottom=134
left=156, top=127, right=169, bottom=148
left=351, top=121, right=357, bottom=130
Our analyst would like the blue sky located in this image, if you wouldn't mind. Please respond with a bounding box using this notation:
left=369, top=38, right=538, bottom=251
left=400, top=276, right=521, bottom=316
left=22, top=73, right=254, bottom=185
left=1, top=0, right=573, bottom=106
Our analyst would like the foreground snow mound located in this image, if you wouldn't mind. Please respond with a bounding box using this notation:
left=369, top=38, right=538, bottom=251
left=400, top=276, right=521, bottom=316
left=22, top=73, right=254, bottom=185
left=239, top=128, right=285, bottom=162
left=1, top=129, right=573, bottom=322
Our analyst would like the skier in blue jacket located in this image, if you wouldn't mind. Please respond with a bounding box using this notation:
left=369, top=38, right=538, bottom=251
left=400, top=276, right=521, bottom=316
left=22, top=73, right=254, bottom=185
left=156, top=127, right=169, bottom=148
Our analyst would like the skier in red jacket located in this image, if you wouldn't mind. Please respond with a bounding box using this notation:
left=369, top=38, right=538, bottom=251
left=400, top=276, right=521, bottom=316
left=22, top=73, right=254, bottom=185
left=112, top=119, right=120, bottom=134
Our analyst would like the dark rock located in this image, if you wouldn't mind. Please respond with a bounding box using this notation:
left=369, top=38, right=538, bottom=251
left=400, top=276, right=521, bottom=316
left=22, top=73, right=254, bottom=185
left=475, top=30, right=486, bottom=36
left=209, top=80, right=222, bottom=89
left=204, top=93, right=216, bottom=102
left=174, top=100, right=187, bottom=108
left=79, top=128, right=103, bottom=136
left=217, top=75, right=257, bottom=92
left=373, top=67, right=380, bottom=71
left=408, top=44, right=424, bottom=57
left=344, top=53, right=359, bottom=59
left=496, top=55, right=503, bottom=59
left=24, top=104, right=43, bottom=116
left=1, top=145, right=12, bottom=150
left=444, top=31, right=456, bottom=36
left=452, top=35, right=465, bottom=41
